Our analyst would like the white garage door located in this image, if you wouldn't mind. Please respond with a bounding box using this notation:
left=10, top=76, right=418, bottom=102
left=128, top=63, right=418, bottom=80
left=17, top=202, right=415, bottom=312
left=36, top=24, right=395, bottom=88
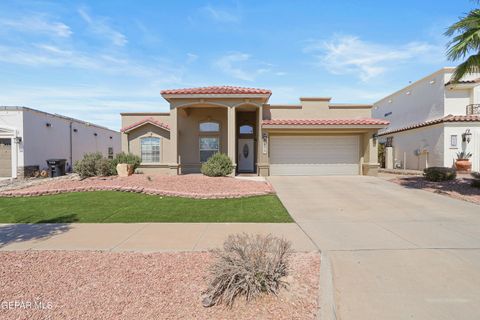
left=0, top=138, right=12, bottom=177
left=270, top=135, right=360, bottom=175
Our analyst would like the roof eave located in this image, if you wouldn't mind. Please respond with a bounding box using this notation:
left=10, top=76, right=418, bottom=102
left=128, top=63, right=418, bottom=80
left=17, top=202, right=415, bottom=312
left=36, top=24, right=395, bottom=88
left=262, top=124, right=388, bottom=130
left=161, top=93, right=271, bottom=100
left=121, top=121, right=170, bottom=133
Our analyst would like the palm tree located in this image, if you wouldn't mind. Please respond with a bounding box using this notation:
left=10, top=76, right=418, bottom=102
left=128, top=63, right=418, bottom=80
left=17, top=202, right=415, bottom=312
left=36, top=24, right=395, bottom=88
left=445, top=9, right=480, bottom=82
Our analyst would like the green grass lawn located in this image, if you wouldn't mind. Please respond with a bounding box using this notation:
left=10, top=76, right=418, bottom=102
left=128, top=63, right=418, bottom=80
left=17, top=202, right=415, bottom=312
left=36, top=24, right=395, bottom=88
left=0, top=191, right=292, bottom=223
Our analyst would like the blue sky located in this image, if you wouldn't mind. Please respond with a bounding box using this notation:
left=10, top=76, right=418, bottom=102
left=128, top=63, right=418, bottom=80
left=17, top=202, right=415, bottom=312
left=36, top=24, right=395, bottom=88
left=0, top=0, right=475, bottom=129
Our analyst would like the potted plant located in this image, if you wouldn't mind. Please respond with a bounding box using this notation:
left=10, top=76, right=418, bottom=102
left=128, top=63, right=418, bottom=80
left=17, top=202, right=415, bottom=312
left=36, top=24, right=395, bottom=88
left=455, top=151, right=472, bottom=172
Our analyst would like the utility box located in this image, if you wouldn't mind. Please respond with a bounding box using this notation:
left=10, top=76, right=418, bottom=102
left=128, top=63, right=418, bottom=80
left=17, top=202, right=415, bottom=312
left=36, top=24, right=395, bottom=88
left=46, top=159, right=67, bottom=177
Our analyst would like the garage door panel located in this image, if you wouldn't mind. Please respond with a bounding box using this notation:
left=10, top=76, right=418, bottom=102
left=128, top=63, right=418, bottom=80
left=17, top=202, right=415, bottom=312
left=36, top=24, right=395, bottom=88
left=270, top=135, right=360, bottom=175
left=0, top=139, right=12, bottom=177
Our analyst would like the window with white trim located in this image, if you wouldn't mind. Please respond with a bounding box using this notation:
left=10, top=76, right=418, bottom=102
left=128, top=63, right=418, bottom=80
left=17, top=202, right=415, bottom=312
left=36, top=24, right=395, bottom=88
left=141, top=137, right=160, bottom=163
left=450, top=135, right=458, bottom=148
left=199, top=122, right=220, bottom=132
left=200, top=137, right=219, bottom=162
left=199, top=121, right=220, bottom=162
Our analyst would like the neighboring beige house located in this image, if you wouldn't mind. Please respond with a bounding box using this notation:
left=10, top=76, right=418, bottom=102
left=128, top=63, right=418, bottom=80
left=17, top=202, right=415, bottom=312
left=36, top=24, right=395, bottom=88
left=121, top=86, right=388, bottom=176
left=373, top=68, right=480, bottom=172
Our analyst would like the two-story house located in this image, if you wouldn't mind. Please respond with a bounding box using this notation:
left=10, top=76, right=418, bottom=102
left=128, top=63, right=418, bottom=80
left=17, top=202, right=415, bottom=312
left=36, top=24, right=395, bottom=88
left=373, top=68, right=480, bottom=172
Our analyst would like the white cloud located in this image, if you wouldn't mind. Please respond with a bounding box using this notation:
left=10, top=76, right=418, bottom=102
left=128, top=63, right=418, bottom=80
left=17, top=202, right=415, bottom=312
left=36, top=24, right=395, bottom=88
left=214, top=52, right=272, bottom=81
left=201, top=4, right=240, bottom=23
left=304, top=35, right=444, bottom=81
left=0, top=15, right=72, bottom=37
left=0, top=42, right=185, bottom=82
left=78, top=7, right=127, bottom=46
left=186, top=53, right=198, bottom=63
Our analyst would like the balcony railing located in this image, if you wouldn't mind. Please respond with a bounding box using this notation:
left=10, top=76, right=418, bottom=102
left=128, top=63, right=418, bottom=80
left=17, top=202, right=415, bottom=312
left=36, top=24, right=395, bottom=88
left=466, top=104, right=480, bottom=115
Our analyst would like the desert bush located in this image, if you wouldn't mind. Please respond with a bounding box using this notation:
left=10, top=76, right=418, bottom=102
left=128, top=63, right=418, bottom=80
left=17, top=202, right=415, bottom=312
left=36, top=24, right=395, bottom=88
left=472, top=172, right=480, bottom=188
left=423, top=167, right=457, bottom=182
left=201, top=153, right=233, bottom=177
left=202, top=233, right=292, bottom=308
left=74, top=152, right=112, bottom=179
left=110, top=152, right=141, bottom=175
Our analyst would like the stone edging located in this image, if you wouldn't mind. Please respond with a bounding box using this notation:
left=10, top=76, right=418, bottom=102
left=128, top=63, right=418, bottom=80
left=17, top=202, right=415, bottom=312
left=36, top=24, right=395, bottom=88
left=0, top=186, right=274, bottom=199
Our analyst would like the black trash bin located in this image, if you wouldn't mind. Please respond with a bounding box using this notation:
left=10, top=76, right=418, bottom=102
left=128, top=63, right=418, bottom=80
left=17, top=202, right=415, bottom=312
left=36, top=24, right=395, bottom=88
left=46, top=159, right=67, bottom=177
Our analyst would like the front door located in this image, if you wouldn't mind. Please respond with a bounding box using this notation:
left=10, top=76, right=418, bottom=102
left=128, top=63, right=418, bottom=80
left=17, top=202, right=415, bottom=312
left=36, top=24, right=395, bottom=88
left=238, top=138, right=254, bottom=172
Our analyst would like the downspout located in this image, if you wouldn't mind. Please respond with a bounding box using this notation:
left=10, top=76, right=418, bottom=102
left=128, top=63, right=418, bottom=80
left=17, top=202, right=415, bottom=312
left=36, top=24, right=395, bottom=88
left=69, top=121, right=73, bottom=172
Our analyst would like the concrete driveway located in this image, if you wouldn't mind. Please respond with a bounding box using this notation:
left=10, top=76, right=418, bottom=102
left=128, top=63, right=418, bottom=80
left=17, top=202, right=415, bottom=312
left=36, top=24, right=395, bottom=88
left=269, top=176, right=480, bottom=320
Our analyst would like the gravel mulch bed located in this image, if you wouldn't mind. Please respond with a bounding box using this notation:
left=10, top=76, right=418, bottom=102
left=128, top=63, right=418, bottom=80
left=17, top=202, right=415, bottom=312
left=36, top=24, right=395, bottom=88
left=0, top=174, right=275, bottom=199
left=0, top=174, right=78, bottom=192
left=0, top=251, right=320, bottom=320
left=391, top=175, right=480, bottom=205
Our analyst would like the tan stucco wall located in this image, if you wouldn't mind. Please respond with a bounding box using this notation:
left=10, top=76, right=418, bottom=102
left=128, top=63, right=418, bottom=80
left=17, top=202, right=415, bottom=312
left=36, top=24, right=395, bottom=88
left=121, top=113, right=171, bottom=157
left=177, top=106, right=228, bottom=173
left=264, top=99, right=372, bottom=120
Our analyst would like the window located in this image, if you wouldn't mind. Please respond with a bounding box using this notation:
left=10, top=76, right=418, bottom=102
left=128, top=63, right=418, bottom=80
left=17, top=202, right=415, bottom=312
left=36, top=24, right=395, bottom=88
left=199, top=122, right=220, bottom=132
left=141, top=137, right=160, bottom=163
left=239, top=125, right=254, bottom=134
left=108, top=147, right=114, bottom=159
left=386, top=137, right=393, bottom=147
left=200, top=137, right=219, bottom=162
left=450, top=135, right=458, bottom=148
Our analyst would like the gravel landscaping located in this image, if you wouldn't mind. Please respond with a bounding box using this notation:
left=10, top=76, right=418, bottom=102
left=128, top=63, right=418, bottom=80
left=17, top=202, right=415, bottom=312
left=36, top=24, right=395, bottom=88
left=0, top=174, right=274, bottom=199
left=0, top=251, right=320, bottom=320
left=390, top=175, right=480, bottom=205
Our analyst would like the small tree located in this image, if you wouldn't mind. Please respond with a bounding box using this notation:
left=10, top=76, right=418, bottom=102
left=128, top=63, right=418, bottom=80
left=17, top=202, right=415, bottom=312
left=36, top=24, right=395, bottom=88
left=201, top=153, right=234, bottom=177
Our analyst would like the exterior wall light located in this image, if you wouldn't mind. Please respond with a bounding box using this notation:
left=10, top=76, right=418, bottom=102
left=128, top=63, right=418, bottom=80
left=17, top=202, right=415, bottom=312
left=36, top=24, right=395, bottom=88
left=94, top=133, right=98, bottom=137
left=462, top=129, right=472, bottom=143
left=46, top=122, right=52, bottom=127
left=14, top=137, right=22, bottom=144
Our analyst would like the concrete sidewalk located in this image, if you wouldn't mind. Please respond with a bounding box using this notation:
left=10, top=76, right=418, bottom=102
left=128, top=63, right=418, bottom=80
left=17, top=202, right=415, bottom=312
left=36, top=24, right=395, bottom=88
left=0, top=223, right=316, bottom=252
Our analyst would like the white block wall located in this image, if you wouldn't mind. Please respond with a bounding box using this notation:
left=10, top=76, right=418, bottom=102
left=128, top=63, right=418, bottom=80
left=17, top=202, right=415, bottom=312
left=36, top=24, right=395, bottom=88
left=0, top=108, right=121, bottom=177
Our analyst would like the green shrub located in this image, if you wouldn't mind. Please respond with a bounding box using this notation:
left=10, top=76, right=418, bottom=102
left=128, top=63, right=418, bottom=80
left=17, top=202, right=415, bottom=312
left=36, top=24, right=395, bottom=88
left=201, top=153, right=233, bottom=177
left=74, top=152, right=112, bottom=179
left=423, top=167, right=457, bottom=182
left=110, top=152, right=141, bottom=175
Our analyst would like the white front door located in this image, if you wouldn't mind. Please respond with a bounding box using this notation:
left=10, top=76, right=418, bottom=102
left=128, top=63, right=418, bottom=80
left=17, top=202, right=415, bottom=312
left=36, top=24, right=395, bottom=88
left=238, top=139, right=254, bottom=172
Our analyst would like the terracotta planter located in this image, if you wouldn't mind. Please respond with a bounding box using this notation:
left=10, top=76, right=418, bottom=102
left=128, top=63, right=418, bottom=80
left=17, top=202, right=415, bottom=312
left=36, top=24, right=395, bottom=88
left=455, top=159, right=472, bottom=172
left=116, top=163, right=134, bottom=177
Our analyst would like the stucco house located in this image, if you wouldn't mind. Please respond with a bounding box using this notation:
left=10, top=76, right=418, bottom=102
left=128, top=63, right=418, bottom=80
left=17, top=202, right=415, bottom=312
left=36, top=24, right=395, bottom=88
left=373, top=68, right=480, bottom=172
left=0, top=106, right=121, bottom=178
left=120, top=86, right=388, bottom=176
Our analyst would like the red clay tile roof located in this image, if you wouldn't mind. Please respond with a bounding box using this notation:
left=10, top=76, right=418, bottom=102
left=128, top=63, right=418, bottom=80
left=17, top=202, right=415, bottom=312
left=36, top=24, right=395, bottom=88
left=161, top=86, right=271, bottom=95
left=445, top=78, right=480, bottom=86
left=379, top=114, right=480, bottom=136
left=121, top=117, right=170, bottom=133
left=262, top=118, right=390, bottom=126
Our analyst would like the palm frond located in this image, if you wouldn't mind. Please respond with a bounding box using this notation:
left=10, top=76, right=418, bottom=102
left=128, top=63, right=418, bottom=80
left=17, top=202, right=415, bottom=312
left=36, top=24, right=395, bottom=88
left=451, top=53, right=480, bottom=82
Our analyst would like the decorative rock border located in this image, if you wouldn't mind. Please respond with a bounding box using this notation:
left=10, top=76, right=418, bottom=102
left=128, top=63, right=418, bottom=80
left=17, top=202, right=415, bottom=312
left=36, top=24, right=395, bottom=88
left=0, top=186, right=274, bottom=199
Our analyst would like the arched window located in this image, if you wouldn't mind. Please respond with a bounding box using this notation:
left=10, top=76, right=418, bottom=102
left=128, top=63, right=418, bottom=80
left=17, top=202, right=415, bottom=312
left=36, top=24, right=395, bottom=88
left=239, top=125, right=254, bottom=134
left=141, top=137, right=160, bottom=163
left=199, top=121, right=220, bottom=132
